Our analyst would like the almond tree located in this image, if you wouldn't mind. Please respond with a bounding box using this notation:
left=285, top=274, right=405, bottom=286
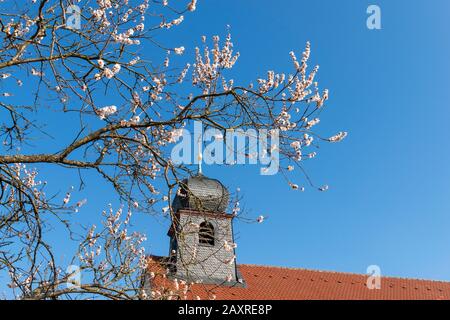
left=0, top=0, right=346, bottom=299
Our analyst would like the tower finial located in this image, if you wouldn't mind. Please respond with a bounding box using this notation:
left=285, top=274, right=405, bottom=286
left=197, top=138, right=203, bottom=175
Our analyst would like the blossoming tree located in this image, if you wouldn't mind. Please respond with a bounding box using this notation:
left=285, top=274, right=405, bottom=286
left=0, top=0, right=346, bottom=299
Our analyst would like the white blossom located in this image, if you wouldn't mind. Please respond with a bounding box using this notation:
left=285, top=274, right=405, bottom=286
left=174, top=46, right=185, bottom=55
left=97, top=59, right=105, bottom=68
left=328, top=131, right=347, bottom=142
left=187, top=0, right=197, bottom=11
left=135, top=23, right=145, bottom=32
left=31, top=68, right=43, bottom=76
left=305, top=117, right=320, bottom=129
left=103, top=68, right=115, bottom=79
left=63, top=192, right=71, bottom=205
left=96, top=105, right=117, bottom=120
left=112, top=63, right=121, bottom=74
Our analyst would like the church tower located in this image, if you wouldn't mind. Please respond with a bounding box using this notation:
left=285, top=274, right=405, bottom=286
left=167, top=174, right=242, bottom=285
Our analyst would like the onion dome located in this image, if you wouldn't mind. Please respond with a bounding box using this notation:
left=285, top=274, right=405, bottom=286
left=172, top=174, right=229, bottom=213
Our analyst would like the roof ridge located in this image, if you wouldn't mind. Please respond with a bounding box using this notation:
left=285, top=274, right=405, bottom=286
left=237, top=263, right=450, bottom=284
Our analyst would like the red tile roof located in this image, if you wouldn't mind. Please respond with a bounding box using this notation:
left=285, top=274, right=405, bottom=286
left=147, top=257, right=450, bottom=300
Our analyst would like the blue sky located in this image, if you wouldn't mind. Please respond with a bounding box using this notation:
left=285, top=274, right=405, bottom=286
left=3, top=0, right=450, bottom=290
left=160, top=0, right=450, bottom=281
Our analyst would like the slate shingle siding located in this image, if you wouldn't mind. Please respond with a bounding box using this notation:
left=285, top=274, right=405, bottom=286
left=172, top=213, right=237, bottom=284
